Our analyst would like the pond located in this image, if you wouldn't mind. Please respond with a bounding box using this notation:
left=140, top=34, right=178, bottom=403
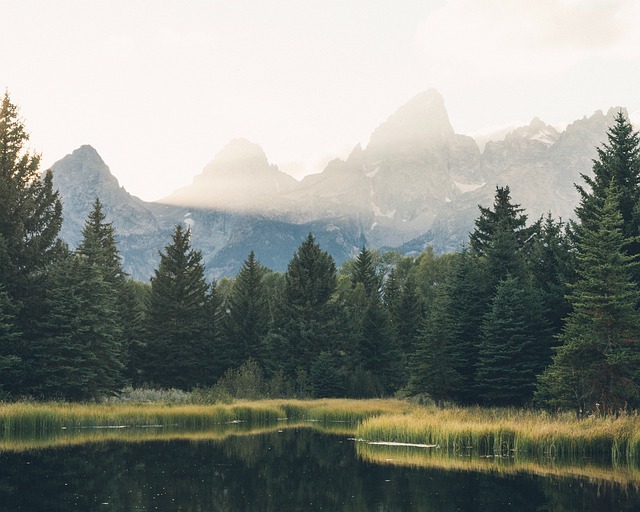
left=0, top=424, right=638, bottom=511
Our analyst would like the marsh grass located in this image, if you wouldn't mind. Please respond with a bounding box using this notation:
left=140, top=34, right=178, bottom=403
left=2, top=399, right=639, bottom=463
left=356, top=406, right=640, bottom=462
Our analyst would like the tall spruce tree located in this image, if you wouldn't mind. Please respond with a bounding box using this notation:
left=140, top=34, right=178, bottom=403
left=409, top=284, right=463, bottom=403
left=145, top=225, right=212, bottom=389
left=28, top=252, right=125, bottom=400
left=575, top=112, right=640, bottom=241
left=277, top=234, right=340, bottom=377
left=0, top=92, right=63, bottom=300
left=537, top=183, right=640, bottom=415
left=223, top=251, right=270, bottom=369
left=0, top=93, right=63, bottom=390
left=476, top=275, right=551, bottom=406
left=470, top=186, right=538, bottom=290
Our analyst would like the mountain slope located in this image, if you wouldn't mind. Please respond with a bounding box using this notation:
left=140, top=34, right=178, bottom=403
left=49, top=93, right=628, bottom=280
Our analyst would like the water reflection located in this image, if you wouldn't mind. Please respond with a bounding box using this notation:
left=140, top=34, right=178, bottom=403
left=0, top=427, right=638, bottom=511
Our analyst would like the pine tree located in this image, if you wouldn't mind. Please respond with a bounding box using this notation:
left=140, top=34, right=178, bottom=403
left=277, top=234, right=340, bottom=377
left=470, top=186, right=538, bottom=290
left=442, top=249, right=490, bottom=403
left=0, top=92, right=63, bottom=301
left=349, top=246, right=381, bottom=298
left=537, top=183, right=640, bottom=415
left=27, top=253, right=124, bottom=400
left=223, top=251, right=269, bottom=369
left=575, top=112, right=640, bottom=240
left=77, top=198, right=126, bottom=285
left=476, top=275, right=552, bottom=406
left=145, top=225, right=212, bottom=389
left=469, top=186, right=537, bottom=258
left=409, top=285, right=463, bottom=403
left=528, top=214, right=575, bottom=334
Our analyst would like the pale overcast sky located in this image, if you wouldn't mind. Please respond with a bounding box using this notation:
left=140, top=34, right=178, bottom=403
left=2, top=0, right=640, bottom=201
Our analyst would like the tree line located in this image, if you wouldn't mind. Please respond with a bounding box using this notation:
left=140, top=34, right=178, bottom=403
left=1, top=92, right=639, bottom=415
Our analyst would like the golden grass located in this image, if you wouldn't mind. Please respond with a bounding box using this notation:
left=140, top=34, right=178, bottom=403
left=2, top=399, right=639, bottom=464
left=355, top=406, right=640, bottom=461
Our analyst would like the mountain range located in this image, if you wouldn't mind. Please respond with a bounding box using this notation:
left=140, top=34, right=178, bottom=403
left=49, top=89, right=625, bottom=281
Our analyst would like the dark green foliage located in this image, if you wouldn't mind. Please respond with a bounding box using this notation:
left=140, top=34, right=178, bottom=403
left=469, top=186, right=537, bottom=259
left=358, top=295, right=403, bottom=395
left=349, top=246, right=382, bottom=298
left=441, top=249, right=490, bottom=402
left=27, top=253, right=125, bottom=400
left=223, top=251, right=270, bottom=369
left=310, top=351, right=345, bottom=398
left=145, top=225, right=213, bottom=389
left=0, top=286, right=21, bottom=395
left=527, top=214, right=575, bottom=334
left=123, top=280, right=151, bottom=386
left=538, top=184, right=640, bottom=414
left=575, top=112, right=640, bottom=240
left=0, top=92, right=63, bottom=301
left=476, top=275, right=552, bottom=406
left=76, top=198, right=126, bottom=285
left=277, top=234, right=341, bottom=375
left=409, top=285, right=463, bottom=403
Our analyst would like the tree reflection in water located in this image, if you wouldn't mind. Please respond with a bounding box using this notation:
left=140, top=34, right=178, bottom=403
left=0, top=427, right=638, bottom=511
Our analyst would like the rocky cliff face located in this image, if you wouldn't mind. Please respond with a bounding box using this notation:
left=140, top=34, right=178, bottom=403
left=49, top=94, right=628, bottom=280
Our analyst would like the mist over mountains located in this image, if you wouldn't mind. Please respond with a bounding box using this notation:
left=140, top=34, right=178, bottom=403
left=50, top=89, right=625, bottom=281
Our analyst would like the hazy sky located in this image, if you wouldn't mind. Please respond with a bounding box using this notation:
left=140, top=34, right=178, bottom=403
left=3, top=0, right=640, bottom=201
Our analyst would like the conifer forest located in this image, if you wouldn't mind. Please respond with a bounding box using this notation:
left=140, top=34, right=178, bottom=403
left=2, top=92, right=640, bottom=416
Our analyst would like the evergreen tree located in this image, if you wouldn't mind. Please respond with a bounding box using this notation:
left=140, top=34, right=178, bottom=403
left=76, top=198, right=129, bottom=381
left=528, top=214, right=575, bottom=334
left=349, top=246, right=381, bottom=297
left=470, top=186, right=538, bottom=289
left=469, top=186, right=537, bottom=257
left=442, top=249, right=490, bottom=403
left=145, top=225, right=212, bottom=389
left=27, top=253, right=124, bottom=400
left=358, top=294, right=403, bottom=395
left=277, top=234, right=340, bottom=377
left=575, top=112, right=640, bottom=242
left=0, top=92, right=63, bottom=300
left=77, top=198, right=126, bottom=285
left=537, top=184, right=640, bottom=415
left=0, top=93, right=63, bottom=389
left=409, top=285, right=463, bottom=403
left=476, top=275, right=551, bottom=406
left=223, top=251, right=269, bottom=369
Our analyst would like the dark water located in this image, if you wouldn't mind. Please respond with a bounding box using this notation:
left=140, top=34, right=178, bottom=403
left=0, top=427, right=638, bottom=511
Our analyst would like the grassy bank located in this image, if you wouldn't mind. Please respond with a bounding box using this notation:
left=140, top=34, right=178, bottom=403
left=1, top=399, right=639, bottom=462
left=0, top=398, right=407, bottom=435
left=355, top=406, right=640, bottom=462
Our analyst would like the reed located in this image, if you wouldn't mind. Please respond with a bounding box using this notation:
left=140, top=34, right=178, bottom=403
left=356, top=406, right=640, bottom=461
left=0, top=402, right=284, bottom=434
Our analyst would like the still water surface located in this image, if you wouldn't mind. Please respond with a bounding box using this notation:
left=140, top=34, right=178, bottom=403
left=0, top=426, right=638, bottom=511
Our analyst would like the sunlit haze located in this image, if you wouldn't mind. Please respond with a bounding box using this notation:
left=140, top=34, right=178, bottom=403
left=3, top=0, right=640, bottom=201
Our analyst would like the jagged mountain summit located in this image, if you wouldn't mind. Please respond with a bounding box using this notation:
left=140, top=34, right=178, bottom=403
left=49, top=91, right=626, bottom=280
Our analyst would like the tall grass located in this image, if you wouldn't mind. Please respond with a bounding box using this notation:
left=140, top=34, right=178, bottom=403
left=356, top=406, right=640, bottom=462
left=0, top=402, right=284, bottom=435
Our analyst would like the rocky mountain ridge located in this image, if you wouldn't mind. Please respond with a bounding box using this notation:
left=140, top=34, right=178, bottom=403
left=50, top=90, right=625, bottom=280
